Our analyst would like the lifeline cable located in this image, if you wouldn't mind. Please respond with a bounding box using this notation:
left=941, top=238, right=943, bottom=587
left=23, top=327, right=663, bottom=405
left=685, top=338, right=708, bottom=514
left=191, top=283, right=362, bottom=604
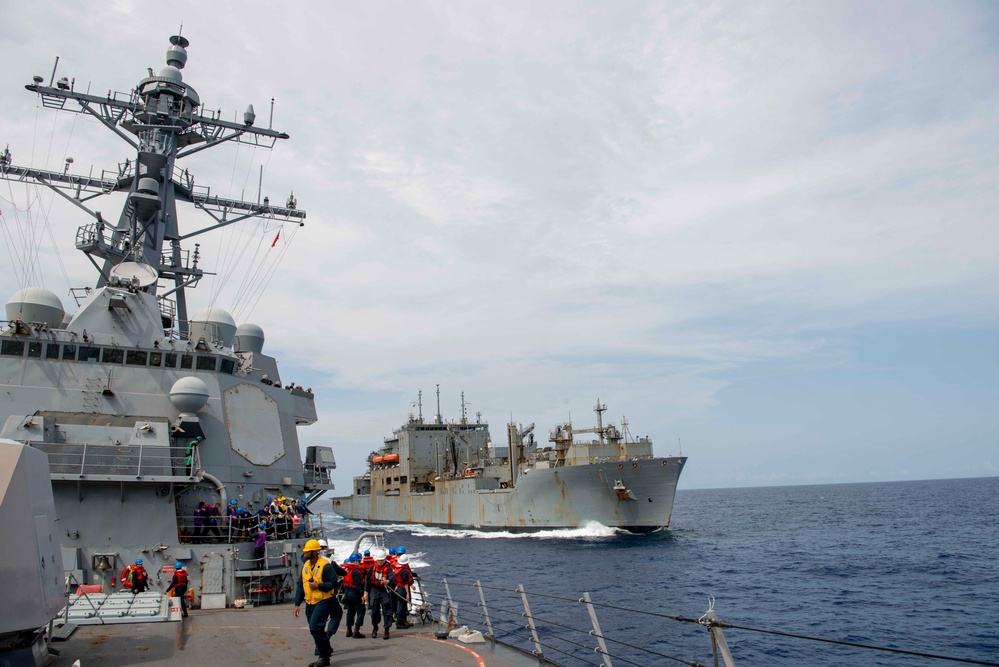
left=456, top=580, right=999, bottom=667
left=684, top=616, right=999, bottom=667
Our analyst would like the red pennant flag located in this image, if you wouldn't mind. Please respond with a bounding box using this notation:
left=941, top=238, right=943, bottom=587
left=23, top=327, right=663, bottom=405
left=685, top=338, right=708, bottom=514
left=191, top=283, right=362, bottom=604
left=271, top=229, right=281, bottom=247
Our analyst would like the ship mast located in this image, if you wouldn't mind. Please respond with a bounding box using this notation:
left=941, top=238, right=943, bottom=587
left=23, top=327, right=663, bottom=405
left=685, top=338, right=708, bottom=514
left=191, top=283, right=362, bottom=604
left=0, top=35, right=306, bottom=336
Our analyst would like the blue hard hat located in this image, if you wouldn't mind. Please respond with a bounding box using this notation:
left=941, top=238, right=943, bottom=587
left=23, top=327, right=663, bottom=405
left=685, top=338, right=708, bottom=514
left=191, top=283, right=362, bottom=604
left=363, top=550, right=370, bottom=556
left=230, top=499, right=237, bottom=505
left=266, top=495, right=273, bottom=501
left=397, top=546, right=406, bottom=554
left=259, top=523, right=266, bottom=529
left=388, top=547, right=396, bottom=555
left=174, top=561, right=183, bottom=569
left=135, top=559, right=142, bottom=565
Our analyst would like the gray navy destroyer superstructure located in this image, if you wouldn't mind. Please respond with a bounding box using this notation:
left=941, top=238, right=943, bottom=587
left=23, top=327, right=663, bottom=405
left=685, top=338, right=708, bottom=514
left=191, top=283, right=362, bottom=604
left=0, top=33, right=334, bottom=621
left=332, top=392, right=687, bottom=532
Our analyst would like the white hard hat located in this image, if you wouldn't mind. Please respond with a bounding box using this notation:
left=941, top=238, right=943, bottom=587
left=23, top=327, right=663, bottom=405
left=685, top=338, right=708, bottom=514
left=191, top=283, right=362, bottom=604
left=372, top=547, right=388, bottom=562
left=398, top=554, right=410, bottom=565
left=317, top=539, right=328, bottom=548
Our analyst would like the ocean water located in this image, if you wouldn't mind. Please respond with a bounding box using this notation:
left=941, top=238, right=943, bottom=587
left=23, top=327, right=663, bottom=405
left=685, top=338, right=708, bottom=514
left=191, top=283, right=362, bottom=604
left=320, top=476, right=999, bottom=666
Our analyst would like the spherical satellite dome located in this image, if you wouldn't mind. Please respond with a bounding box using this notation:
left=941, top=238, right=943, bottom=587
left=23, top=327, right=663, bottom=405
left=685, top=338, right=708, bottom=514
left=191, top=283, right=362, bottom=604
left=233, top=323, right=265, bottom=354
left=189, top=307, right=237, bottom=348
left=5, top=287, right=66, bottom=328
left=169, top=376, right=210, bottom=414
left=157, top=65, right=183, bottom=83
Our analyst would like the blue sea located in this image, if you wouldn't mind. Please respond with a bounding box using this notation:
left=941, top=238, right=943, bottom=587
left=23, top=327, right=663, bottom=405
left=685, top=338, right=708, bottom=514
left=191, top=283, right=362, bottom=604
left=320, top=477, right=999, bottom=666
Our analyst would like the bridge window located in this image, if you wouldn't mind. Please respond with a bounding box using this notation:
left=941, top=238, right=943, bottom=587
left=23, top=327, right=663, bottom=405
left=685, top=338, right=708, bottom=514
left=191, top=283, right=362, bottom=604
left=102, top=348, right=124, bottom=364
left=164, top=352, right=178, bottom=368
left=180, top=354, right=193, bottom=369
left=45, top=343, right=59, bottom=359
left=196, top=355, right=217, bottom=372
left=126, top=350, right=148, bottom=366
left=219, top=358, right=235, bottom=375
left=62, top=344, right=77, bottom=360
left=27, top=342, right=43, bottom=358
left=1, top=340, right=24, bottom=356
left=149, top=351, right=162, bottom=367
left=78, top=346, right=101, bottom=363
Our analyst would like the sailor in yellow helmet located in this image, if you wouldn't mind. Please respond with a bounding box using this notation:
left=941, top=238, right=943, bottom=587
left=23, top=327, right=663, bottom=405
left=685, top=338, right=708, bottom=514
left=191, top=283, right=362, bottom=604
left=293, top=539, right=347, bottom=667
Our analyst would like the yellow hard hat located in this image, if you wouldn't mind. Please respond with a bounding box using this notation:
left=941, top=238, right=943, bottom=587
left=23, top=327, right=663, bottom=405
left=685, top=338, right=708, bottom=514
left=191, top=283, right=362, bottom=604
left=302, top=539, right=323, bottom=553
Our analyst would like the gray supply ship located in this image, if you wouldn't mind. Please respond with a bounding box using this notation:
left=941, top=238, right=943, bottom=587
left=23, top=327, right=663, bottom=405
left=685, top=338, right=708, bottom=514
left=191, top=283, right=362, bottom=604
left=332, top=391, right=687, bottom=532
left=0, top=32, right=335, bottom=648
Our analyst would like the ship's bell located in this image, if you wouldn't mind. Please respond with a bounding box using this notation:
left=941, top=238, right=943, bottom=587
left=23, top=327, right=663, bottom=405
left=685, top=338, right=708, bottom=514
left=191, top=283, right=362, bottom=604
left=95, top=555, right=113, bottom=571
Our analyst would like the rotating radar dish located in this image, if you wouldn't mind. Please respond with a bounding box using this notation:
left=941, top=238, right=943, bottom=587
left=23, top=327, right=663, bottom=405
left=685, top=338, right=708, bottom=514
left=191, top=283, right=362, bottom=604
left=111, top=261, right=159, bottom=288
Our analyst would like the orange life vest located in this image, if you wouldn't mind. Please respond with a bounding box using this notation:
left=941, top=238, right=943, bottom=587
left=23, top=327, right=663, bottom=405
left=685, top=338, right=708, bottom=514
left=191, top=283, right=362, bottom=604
left=370, top=561, right=392, bottom=587
left=174, top=569, right=189, bottom=587
left=120, top=565, right=148, bottom=587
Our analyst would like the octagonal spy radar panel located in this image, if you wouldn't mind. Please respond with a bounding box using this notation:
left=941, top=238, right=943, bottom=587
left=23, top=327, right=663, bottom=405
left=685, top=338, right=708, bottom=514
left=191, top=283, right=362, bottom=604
left=224, top=384, right=284, bottom=465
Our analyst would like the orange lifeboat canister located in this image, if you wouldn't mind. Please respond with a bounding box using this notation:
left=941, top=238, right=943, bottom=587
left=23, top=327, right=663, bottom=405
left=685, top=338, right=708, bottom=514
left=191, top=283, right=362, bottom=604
left=372, top=455, right=384, bottom=465
left=383, top=454, right=400, bottom=464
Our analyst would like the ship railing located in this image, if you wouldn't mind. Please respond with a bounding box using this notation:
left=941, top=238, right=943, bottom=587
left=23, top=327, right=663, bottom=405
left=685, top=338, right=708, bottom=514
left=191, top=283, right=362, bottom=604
left=31, top=441, right=196, bottom=481
left=175, top=512, right=322, bottom=548
left=428, top=577, right=717, bottom=667
left=429, top=578, right=995, bottom=667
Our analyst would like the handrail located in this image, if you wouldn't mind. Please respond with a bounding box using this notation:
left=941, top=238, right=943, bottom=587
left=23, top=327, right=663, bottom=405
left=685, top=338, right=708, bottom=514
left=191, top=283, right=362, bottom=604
left=430, top=578, right=999, bottom=667
left=31, top=440, right=191, bottom=480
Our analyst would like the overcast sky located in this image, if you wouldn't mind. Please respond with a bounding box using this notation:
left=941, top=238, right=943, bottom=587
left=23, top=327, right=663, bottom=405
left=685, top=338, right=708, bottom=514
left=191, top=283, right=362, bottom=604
left=1, top=1, right=997, bottom=490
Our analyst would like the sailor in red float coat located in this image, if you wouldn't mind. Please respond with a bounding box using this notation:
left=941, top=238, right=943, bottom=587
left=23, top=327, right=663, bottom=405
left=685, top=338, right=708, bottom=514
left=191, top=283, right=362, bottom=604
left=341, top=555, right=367, bottom=638
left=392, top=554, right=414, bottom=628
left=166, top=562, right=189, bottom=617
left=363, top=548, right=396, bottom=639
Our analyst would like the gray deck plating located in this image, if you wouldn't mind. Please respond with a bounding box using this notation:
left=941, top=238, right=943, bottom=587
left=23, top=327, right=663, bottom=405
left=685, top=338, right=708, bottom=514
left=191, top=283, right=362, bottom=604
left=49, top=605, right=542, bottom=667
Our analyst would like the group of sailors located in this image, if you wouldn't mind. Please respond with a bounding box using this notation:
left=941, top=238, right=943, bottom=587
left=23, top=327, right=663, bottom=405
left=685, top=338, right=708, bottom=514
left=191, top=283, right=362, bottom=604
left=294, top=541, right=417, bottom=667
left=188, top=495, right=313, bottom=545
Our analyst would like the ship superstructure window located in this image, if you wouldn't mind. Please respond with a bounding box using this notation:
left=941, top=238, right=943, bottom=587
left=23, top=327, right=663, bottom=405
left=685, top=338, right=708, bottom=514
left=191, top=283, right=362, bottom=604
left=165, top=352, right=178, bottom=368
left=149, top=351, right=162, bottom=367
left=28, top=342, right=42, bottom=358
left=126, top=350, right=148, bottom=366
left=62, top=344, right=77, bottom=360
left=78, top=345, right=101, bottom=363
left=45, top=343, right=59, bottom=359
left=219, top=358, right=235, bottom=375
left=180, top=354, right=193, bottom=369
left=102, top=348, right=124, bottom=364
left=1, top=340, right=25, bottom=356
left=196, top=355, right=217, bottom=372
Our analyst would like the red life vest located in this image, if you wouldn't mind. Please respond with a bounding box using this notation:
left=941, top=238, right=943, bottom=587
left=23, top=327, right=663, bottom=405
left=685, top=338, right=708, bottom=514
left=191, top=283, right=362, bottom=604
left=370, top=561, right=392, bottom=587
left=120, top=565, right=148, bottom=587
left=174, top=569, right=189, bottom=587
left=343, top=563, right=362, bottom=590
left=391, top=562, right=413, bottom=586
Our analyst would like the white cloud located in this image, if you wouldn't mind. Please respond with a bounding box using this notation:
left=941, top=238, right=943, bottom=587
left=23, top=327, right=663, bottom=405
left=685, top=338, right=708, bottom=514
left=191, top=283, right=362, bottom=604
left=1, top=1, right=998, bottom=490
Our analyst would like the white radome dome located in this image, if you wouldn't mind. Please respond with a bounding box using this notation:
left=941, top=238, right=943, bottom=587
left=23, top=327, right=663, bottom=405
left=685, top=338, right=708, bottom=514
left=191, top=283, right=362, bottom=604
left=169, top=376, right=210, bottom=414
left=5, top=287, right=66, bottom=328
left=233, top=323, right=265, bottom=354
left=189, top=307, right=237, bottom=348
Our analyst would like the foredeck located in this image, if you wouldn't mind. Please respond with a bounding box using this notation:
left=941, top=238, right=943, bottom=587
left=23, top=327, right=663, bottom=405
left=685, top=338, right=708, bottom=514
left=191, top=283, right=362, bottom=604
left=48, top=604, right=544, bottom=667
